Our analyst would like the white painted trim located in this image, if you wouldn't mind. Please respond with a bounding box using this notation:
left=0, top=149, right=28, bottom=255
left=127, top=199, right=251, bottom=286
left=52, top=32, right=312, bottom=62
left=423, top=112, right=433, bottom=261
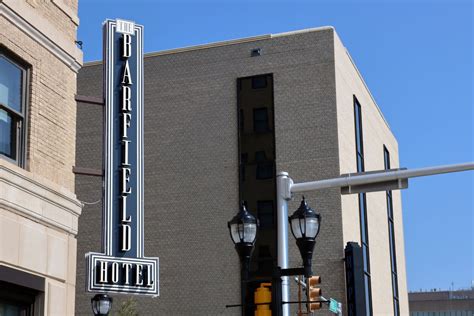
left=0, top=2, right=82, bottom=73
left=271, top=26, right=335, bottom=38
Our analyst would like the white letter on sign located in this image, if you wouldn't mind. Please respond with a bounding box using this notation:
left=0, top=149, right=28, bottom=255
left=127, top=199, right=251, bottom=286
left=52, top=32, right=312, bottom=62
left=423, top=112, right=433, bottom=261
left=99, top=260, right=108, bottom=283
left=111, top=261, right=119, bottom=283
left=122, top=86, right=131, bottom=111
left=122, top=60, right=133, bottom=85
left=122, top=34, right=132, bottom=58
left=121, top=224, right=131, bottom=251
left=135, top=264, right=144, bottom=286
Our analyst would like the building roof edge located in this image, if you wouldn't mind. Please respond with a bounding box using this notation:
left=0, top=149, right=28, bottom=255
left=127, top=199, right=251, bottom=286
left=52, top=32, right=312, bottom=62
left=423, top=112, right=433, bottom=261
left=83, top=26, right=335, bottom=67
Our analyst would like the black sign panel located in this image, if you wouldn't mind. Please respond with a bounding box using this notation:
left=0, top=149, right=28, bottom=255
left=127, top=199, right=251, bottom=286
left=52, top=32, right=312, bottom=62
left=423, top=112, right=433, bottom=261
left=86, top=19, right=159, bottom=296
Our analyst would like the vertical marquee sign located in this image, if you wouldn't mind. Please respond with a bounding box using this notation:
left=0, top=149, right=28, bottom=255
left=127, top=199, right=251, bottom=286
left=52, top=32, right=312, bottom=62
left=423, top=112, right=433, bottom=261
left=86, top=19, right=159, bottom=296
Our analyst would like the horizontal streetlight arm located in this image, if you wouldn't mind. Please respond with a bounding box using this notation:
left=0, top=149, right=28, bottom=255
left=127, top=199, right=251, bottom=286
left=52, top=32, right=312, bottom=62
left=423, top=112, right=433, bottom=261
left=291, top=162, right=474, bottom=193
left=276, top=162, right=473, bottom=316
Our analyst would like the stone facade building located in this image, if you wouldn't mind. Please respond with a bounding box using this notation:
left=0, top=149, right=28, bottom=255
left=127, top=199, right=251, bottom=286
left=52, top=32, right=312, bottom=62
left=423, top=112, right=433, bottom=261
left=0, top=0, right=82, bottom=314
left=75, top=27, right=408, bottom=315
left=409, top=289, right=474, bottom=316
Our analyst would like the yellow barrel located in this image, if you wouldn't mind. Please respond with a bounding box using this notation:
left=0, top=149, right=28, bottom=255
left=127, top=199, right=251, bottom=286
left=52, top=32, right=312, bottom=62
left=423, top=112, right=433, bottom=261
left=255, top=282, right=272, bottom=316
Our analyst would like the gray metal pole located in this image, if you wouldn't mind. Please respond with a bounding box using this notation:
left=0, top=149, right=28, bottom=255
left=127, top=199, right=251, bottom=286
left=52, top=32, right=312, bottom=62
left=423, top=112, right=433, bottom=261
left=276, top=172, right=292, bottom=316
left=276, top=162, right=473, bottom=315
left=291, top=162, right=474, bottom=193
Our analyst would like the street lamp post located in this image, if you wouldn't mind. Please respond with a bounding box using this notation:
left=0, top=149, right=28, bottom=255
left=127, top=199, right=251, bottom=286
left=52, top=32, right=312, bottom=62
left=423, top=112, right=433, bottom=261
left=228, top=162, right=472, bottom=316
left=288, top=197, right=321, bottom=278
left=228, top=202, right=258, bottom=316
left=91, top=294, right=113, bottom=316
left=289, top=197, right=321, bottom=313
left=276, top=162, right=474, bottom=316
left=228, top=198, right=321, bottom=316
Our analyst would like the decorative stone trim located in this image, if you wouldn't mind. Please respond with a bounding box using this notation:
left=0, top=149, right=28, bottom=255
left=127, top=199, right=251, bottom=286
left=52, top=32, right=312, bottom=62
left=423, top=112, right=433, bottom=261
left=0, top=162, right=82, bottom=235
left=52, top=0, right=79, bottom=26
left=0, top=1, right=82, bottom=72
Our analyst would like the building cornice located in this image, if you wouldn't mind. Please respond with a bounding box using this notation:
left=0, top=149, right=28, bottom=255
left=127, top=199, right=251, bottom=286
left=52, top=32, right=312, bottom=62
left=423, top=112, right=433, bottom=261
left=0, top=161, right=83, bottom=235
left=0, top=0, right=82, bottom=72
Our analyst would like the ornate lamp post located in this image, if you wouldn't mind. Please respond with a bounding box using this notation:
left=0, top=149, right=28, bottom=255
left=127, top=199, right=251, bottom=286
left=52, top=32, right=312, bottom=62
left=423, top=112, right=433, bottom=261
left=289, top=197, right=321, bottom=277
left=91, top=294, right=113, bottom=316
left=228, top=202, right=258, bottom=316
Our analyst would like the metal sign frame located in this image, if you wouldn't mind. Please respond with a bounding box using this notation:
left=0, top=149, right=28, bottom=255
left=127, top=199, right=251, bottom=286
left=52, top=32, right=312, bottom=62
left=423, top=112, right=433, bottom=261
left=86, top=18, right=159, bottom=297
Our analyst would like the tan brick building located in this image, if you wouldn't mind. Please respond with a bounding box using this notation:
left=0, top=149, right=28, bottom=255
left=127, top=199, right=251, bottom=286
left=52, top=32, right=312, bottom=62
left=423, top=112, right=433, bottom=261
left=0, top=0, right=82, bottom=314
left=75, top=27, right=408, bottom=315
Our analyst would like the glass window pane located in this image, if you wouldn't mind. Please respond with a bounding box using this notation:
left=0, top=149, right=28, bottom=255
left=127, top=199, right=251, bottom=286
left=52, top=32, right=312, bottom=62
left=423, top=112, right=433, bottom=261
left=357, top=155, right=364, bottom=172
left=363, top=245, right=369, bottom=272
left=389, top=225, right=397, bottom=271
left=253, top=108, right=268, bottom=133
left=387, top=195, right=394, bottom=218
left=392, top=272, right=398, bottom=294
left=0, top=108, right=15, bottom=159
left=384, top=147, right=391, bottom=169
left=0, top=56, right=23, bottom=112
left=354, top=102, right=363, bottom=154
left=359, top=194, right=368, bottom=242
left=255, top=151, right=266, bottom=162
left=364, top=275, right=371, bottom=316
left=251, top=76, right=267, bottom=89
left=355, top=126, right=361, bottom=153
left=256, top=161, right=273, bottom=179
left=257, top=201, right=274, bottom=229
left=239, top=109, right=244, bottom=131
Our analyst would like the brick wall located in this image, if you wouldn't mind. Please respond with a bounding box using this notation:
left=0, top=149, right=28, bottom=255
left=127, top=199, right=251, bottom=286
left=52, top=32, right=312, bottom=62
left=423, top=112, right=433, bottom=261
left=334, top=31, right=408, bottom=315
left=0, top=0, right=82, bottom=315
left=25, top=0, right=78, bottom=43
left=0, top=4, right=78, bottom=191
left=75, top=27, right=403, bottom=316
left=75, top=28, right=348, bottom=316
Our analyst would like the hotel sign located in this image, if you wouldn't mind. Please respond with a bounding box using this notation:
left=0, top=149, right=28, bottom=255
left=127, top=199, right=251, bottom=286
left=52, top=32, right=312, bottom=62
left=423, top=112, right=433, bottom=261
left=86, top=19, right=159, bottom=296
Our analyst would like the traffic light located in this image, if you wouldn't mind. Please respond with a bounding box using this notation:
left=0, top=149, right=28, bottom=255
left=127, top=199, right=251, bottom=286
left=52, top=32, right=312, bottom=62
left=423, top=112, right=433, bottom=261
left=254, top=282, right=272, bottom=316
left=307, top=276, right=322, bottom=311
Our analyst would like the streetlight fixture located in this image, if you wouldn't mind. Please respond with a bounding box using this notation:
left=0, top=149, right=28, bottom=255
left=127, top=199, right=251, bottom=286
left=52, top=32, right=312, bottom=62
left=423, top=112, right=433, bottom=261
left=91, top=294, right=113, bottom=316
left=289, top=197, right=321, bottom=277
left=228, top=201, right=258, bottom=316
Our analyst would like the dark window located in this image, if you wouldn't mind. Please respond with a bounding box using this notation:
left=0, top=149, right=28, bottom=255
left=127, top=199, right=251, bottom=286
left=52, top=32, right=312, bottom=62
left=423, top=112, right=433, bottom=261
left=253, top=108, right=269, bottom=133
left=251, top=75, right=267, bottom=89
left=239, top=109, right=244, bottom=131
left=0, top=54, right=27, bottom=166
left=238, top=75, right=276, bottom=304
left=255, top=151, right=266, bottom=162
left=354, top=96, right=373, bottom=315
left=255, top=151, right=273, bottom=180
left=257, top=200, right=274, bottom=229
left=256, top=161, right=273, bottom=180
left=384, top=146, right=400, bottom=315
left=240, top=153, right=248, bottom=182
left=0, top=281, right=41, bottom=316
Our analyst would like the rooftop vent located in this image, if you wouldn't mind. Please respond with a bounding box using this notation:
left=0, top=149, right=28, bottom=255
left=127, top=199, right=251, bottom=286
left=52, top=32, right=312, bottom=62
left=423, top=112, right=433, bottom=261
left=251, top=48, right=262, bottom=57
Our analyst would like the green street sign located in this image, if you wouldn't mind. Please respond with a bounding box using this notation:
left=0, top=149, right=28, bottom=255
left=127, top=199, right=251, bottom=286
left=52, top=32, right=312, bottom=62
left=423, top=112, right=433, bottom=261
left=329, top=298, right=341, bottom=314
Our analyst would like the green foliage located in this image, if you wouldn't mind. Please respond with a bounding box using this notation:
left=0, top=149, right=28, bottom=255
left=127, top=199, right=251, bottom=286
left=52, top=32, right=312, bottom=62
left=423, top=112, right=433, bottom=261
left=115, top=297, right=138, bottom=316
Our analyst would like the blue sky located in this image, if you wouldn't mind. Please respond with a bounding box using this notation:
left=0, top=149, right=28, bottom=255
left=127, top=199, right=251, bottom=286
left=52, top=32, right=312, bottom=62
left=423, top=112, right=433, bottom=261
left=78, top=0, right=473, bottom=291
